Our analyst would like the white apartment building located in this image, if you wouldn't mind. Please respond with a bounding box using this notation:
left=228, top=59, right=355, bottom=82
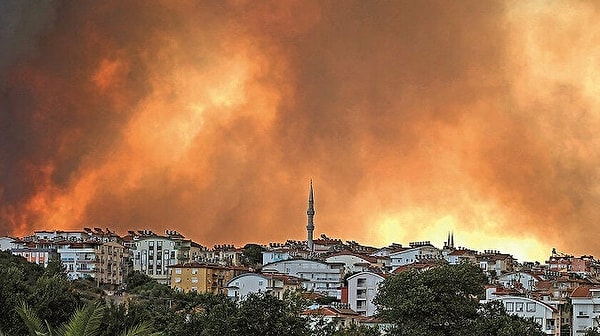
left=34, top=230, right=89, bottom=241
left=484, top=287, right=560, bottom=335
left=325, top=251, right=377, bottom=276
left=571, top=286, right=600, bottom=335
left=57, top=243, right=98, bottom=280
left=12, top=247, right=56, bottom=268
left=389, top=242, right=441, bottom=271
left=261, top=259, right=343, bottom=298
left=262, top=249, right=292, bottom=266
left=496, top=272, right=541, bottom=292
left=132, top=236, right=178, bottom=284
left=226, top=272, right=304, bottom=302
left=0, top=236, right=20, bottom=251
left=346, top=271, right=385, bottom=317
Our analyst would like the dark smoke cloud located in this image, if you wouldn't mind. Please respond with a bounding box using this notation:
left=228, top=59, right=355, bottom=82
left=1, top=0, right=598, bottom=261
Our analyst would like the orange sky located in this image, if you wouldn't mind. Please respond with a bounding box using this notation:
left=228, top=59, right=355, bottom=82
left=1, top=1, right=599, bottom=262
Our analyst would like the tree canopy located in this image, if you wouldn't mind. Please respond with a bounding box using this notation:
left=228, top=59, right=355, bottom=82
left=374, top=263, right=544, bottom=336
left=241, top=243, right=266, bottom=268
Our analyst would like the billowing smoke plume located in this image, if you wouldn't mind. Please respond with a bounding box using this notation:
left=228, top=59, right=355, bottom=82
left=1, top=0, right=599, bottom=261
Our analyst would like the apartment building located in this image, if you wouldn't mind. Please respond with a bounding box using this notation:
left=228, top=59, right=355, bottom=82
left=168, top=261, right=244, bottom=294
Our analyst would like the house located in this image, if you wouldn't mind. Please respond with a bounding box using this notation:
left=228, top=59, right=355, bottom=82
left=168, top=261, right=245, bottom=294
left=570, top=285, right=600, bottom=335
left=325, top=251, right=379, bottom=276
left=130, top=230, right=199, bottom=284
left=57, top=242, right=99, bottom=280
left=33, top=230, right=89, bottom=242
left=477, top=250, right=515, bottom=276
left=0, top=236, right=20, bottom=251
left=261, top=259, right=343, bottom=298
left=262, top=249, right=293, bottom=265
left=12, top=243, right=57, bottom=268
left=389, top=242, right=441, bottom=271
left=94, top=241, right=129, bottom=285
left=302, top=305, right=364, bottom=330
left=226, top=272, right=305, bottom=301
left=346, top=271, right=385, bottom=316
left=202, top=244, right=243, bottom=266
left=496, top=272, right=542, bottom=293
left=444, top=248, right=478, bottom=265
left=484, top=286, right=560, bottom=335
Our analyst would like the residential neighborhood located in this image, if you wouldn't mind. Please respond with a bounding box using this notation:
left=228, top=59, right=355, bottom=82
left=2, top=185, right=600, bottom=335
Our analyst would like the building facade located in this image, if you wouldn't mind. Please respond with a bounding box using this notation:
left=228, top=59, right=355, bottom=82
left=169, top=261, right=242, bottom=294
left=262, top=259, right=343, bottom=298
left=346, top=271, right=385, bottom=317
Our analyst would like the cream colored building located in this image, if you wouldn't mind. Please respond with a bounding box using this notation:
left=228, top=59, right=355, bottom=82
left=169, top=261, right=244, bottom=294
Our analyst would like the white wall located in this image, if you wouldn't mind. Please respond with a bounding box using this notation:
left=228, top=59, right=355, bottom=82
left=390, top=246, right=441, bottom=270
left=262, top=259, right=342, bottom=298
left=347, top=271, right=384, bottom=317
left=132, top=237, right=177, bottom=284
left=484, top=293, right=558, bottom=335
left=227, top=273, right=268, bottom=301
left=325, top=254, right=373, bottom=275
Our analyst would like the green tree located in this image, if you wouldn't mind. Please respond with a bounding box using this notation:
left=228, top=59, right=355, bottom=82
left=44, top=254, right=66, bottom=277
left=17, top=302, right=162, bottom=336
left=241, top=243, right=265, bottom=267
left=236, top=291, right=309, bottom=336
left=124, top=271, right=154, bottom=292
left=0, top=251, right=45, bottom=335
left=473, top=301, right=544, bottom=336
left=30, top=275, right=81, bottom=327
left=375, top=263, right=544, bottom=336
left=375, top=263, right=486, bottom=336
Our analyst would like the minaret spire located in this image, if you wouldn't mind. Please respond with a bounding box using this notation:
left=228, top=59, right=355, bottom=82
left=306, top=180, right=315, bottom=252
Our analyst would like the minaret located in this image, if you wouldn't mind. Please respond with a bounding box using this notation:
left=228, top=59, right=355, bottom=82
left=306, top=180, right=315, bottom=252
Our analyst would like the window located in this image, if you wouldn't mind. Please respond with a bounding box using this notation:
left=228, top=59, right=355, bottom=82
left=191, top=278, right=198, bottom=283
left=191, top=287, right=198, bottom=292
left=357, top=278, right=367, bottom=287
left=175, top=277, right=181, bottom=283
left=258, top=281, right=264, bottom=286
left=171, top=251, right=176, bottom=259
left=192, top=269, right=198, bottom=275
left=526, top=302, right=536, bottom=312
left=515, top=302, right=523, bottom=312
left=148, top=269, right=153, bottom=275
left=175, top=268, right=182, bottom=274
left=156, top=269, right=162, bottom=275
left=505, top=302, right=514, bottom=311
left=157, top=241, right=162, bottom=250
left=149, top=241, right=154, bottom=249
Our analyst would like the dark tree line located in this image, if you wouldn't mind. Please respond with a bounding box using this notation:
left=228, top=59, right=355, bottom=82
left=1, top=251, right=549, bottom=335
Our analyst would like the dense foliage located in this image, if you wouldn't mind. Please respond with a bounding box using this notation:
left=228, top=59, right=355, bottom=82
left=1, top=251, right=548, bottom=336
left=374, top=263, right=545, bottom=336
left=0, top=251, right=82, bottom=335
left=0, top=251, right=379, bottom=336
left=241, top=243, right=266, bottom=268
